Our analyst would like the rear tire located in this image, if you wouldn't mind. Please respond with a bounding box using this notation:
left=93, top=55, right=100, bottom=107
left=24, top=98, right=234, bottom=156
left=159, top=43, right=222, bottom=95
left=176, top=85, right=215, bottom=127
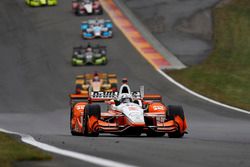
left=167, top=105, right=185, bottom=138
left=98, top=9, right=103, bottom=15
left=72, top=61, right=77, bottom=66
left=102, top=58, right=108, bottom=65
left=75, top=84, right=83, bottom=94
left=82, top=104, right=101, bottom=137
left=75, top=8, right=80, bottom=16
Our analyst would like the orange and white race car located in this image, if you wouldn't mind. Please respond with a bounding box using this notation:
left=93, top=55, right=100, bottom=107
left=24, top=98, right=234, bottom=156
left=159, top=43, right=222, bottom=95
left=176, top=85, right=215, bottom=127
left=70, top=79, right=188, bottom=137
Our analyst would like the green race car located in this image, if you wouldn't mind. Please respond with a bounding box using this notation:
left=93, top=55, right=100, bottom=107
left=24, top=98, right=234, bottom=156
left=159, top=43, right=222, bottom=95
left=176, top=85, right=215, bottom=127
left=25, top=0, right=57, bottom=7
left=72, top=44, right=108, bottom=66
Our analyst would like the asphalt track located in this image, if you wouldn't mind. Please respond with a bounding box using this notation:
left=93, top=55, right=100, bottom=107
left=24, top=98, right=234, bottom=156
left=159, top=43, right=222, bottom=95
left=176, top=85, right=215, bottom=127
left=0, top=0, right=250, bottom=167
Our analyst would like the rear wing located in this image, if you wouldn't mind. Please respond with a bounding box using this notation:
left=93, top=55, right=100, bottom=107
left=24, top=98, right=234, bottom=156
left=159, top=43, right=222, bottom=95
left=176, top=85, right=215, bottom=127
left=70, top=94, right=88, bottom=104
left=143, top=94, right=162, bottom=102
left=73, top=46, right=86, bottom=51
left=76, top=73, right=117, bottom=80
left=139, top=85, right=162, bottom=101
left=90, top=92, right=118, bottom=102
left=69, top=92, right=118, bottom=104
left=70, top=88, right=162, bottom=104
left=93, top=45, right=106, bottom=50
left=70, top=91, right=142, bottom=103
left=91, top=91, right=142, bottom=102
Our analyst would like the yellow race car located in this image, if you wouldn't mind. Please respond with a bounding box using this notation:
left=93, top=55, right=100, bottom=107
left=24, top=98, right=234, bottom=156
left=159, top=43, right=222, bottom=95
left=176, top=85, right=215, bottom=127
left=75, top=72, right=118, bottom=94
left=25, top=0, right=57, bottom=7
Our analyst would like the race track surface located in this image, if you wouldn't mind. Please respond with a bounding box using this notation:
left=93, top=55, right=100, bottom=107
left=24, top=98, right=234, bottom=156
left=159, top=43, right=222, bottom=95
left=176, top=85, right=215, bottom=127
left=0, top=0, right=250, bottom=167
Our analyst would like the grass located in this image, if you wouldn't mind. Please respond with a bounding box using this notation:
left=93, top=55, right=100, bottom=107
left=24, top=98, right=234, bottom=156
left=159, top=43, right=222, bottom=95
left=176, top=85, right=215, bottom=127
left=167, top=0, right=250, bottom=111
left=0, top=132, right=51, bottom=167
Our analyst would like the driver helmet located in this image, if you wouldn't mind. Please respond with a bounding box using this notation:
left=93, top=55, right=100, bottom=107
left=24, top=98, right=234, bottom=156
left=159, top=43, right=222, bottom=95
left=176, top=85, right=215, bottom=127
left=93, top=76, right=100, bottom=82
left=120, top=93, right=132, bottom=103
left=86, top=47, right=92, bottom=52
left=93, top=72, right=100, bottom=82
left=86, top=44, right=92, bottom=52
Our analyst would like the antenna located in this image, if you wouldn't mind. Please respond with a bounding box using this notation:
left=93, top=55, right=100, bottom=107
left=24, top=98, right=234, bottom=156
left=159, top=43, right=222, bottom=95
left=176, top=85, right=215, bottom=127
left=140, top=86, right=144, bottom=98
left=88, top=85, right=93, bottom=97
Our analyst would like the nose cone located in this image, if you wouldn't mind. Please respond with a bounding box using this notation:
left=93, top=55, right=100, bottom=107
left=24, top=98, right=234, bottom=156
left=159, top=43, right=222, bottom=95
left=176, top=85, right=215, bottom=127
left=85, top=4, right=93, bottom=13
left=123, top=105, right=145, bottom=126
left=92, top=82, right=101, bottom=91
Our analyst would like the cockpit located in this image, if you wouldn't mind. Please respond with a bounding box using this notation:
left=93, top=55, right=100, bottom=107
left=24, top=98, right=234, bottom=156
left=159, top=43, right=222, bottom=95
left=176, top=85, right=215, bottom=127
left=119, top=93, right=133, bottom=103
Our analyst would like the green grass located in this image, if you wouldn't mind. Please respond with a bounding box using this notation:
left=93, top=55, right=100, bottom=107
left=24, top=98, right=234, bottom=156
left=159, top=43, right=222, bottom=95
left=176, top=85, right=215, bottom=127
left=167, top=0, right=250, bottom=111
left=0, top=132, right=51, bottom=167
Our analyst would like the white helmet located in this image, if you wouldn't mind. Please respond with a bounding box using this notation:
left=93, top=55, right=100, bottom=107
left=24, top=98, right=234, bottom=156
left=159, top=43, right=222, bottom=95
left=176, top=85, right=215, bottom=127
left=119, top=93, right=132, bottom=103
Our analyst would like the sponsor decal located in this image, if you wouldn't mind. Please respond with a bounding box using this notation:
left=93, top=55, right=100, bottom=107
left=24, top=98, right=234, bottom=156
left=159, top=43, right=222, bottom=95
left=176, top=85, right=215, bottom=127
left=153, top=105, right=164, bottom=110
left=129, top=112, right=140, bottom=119
left=91, top=92, right=118, bottom=98
left=76, top=105, right=85, bottom=110
left=128, top=106, right=138, bottom=111
left=90, top=91, right=141, bottom=99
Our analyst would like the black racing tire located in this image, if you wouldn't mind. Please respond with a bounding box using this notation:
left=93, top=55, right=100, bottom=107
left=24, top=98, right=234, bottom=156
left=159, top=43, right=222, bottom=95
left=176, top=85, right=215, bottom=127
left=74, top=10, right=78, bottom=15
left=110, top=33, right=113, bottom=38
left=98, top=8, right=103, bottom=15
left=27, top=0, right=32, bottom=6
left=75, top=84, right=83, bottom=94
left=75, top=8, right=82, bottom=16
left=83, top=104, right=101, bottom=137
left=102, top=58, right=108, bottom=65
left=167, top=105, right=185, bottom=138
left=70, top=110, right=83, bottom=136
left=72, top=61, right=77, bottom=66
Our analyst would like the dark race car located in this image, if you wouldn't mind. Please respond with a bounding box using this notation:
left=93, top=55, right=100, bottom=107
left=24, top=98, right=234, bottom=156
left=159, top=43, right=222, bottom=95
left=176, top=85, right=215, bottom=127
left=72, top=44, right=107, bottom=66
left=72, top=0, right=103, bottom=15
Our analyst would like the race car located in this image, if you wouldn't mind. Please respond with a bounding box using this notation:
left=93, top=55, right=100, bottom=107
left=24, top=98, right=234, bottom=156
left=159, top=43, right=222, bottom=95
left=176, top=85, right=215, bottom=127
left=72, top=0, right=103, bottom=15
left=25, top=0, right=57, bottom=6
left=72, top=44, right=107, bottom=66
left=70, top=79, right=188, bottom=137
left=81, top=19, right=113, bottom=39
left=75, top=72, right=118, bottom=94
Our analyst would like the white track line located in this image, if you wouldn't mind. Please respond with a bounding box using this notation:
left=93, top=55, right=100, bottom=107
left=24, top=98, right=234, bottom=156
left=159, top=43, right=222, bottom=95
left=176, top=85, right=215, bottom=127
left=0, top=128, right=137, bottom=167
left=157, top=69, right=250, bottom=114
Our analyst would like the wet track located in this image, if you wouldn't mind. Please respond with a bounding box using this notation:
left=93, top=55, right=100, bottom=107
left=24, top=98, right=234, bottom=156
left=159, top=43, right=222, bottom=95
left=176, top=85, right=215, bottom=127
left=0, top=0, right=250, bottom=167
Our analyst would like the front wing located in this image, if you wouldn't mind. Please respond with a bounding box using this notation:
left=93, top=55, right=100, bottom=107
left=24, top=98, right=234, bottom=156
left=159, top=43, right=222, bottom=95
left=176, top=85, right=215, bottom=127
left=97, top=114, right=178, bottom=133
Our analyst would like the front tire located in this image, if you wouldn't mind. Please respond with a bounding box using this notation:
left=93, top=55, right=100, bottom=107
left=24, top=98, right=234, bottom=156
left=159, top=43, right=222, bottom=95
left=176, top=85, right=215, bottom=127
left=75, top=84, right=83, bottom=94
left=72, top=60, right=77, bottom=66
left=70, top=110, right=82, bottom=136
left=167, top=105, right=185, bottom=138
left=82, top=104, right=101, bottom=137
left=97, top=9, right=103, bottom=15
